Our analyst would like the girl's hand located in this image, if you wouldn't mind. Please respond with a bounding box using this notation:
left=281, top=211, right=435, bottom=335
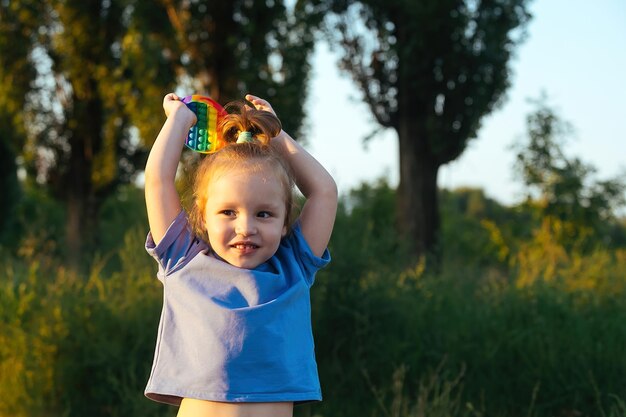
left=163, top=93, right=182, bottom=117
left=163, top=93, right=196, bottom=126
left=245, top=94, right=277, bottom=116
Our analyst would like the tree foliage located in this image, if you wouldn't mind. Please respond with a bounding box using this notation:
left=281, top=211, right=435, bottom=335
left=515, top=98, right=626, bottom=246
left=0, top=0, right=176, bottom=262
left=0, top=0, right=41, bottom=244
left=306, top=0, right=531, bottom=262
left=0, top=0, right=315, bottom=264
left=154, top=0, right=315, bottom=136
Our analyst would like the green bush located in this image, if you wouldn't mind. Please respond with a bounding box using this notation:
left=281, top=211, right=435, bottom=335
left=310, top=181, right=626, bottom=417
left=1, top=185, right=65, bottom=261
left=0, top=230, right=174, bottom=417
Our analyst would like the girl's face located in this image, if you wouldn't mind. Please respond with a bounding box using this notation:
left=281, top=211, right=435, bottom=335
left=203, top=164, right=288, bottom=269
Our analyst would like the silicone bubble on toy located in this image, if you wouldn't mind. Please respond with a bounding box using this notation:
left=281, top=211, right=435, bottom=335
left=181, top=95, right=227, bottom=153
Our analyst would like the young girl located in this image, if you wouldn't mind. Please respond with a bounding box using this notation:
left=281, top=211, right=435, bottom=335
left=143, top=93, right=337, bottom=417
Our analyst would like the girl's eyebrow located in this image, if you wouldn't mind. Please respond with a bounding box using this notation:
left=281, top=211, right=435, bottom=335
left=210, top=201, right=283, bottom=210
left=256, top=202, right=285, bottom=211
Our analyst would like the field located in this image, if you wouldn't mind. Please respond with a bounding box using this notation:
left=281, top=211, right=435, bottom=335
left=1, top=182, right=626, bottom=417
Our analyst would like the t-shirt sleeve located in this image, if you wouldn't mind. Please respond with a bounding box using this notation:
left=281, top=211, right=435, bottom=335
left=145, top=210, right=208, bottom=280
left=285, top=222, right=331, bottom=287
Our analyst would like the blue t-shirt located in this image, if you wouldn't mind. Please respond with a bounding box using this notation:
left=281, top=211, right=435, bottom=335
left=144, top=211, right=330, bottom=405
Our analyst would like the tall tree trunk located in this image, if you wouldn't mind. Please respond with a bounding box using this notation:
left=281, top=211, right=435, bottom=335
left=63, top=95, right=102, bottom=268
left=0, top=136, right=19, bottom=242
left=395, top=36, right=442, bottom=263
left=396, top=120, right=441, bottom=263
left=66, top=192, right=85, bottom=266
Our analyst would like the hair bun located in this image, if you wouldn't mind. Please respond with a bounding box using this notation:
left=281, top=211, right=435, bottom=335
left=218, top=101, right=281, bottom=148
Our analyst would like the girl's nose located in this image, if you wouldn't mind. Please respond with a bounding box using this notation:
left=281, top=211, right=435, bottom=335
left=235, top=217, right=257, bottom=236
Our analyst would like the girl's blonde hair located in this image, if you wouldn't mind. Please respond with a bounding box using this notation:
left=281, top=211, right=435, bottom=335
left=188, top=102, right=296, bottom=243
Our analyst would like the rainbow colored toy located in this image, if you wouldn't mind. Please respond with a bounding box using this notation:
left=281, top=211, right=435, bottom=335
left=181, top=95, right=227, bottom=153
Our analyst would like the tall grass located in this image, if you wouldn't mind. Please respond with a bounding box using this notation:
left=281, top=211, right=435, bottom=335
left=310, top=259, right=626, bottom=417
left=0, top=228, right=174, bottom=417
left=2, top=182, right=626, bottom=417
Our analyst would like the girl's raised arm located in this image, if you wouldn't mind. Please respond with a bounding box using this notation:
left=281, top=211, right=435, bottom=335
left=246, top=94, right=338, bottom=257
left=144, top=93, right=197, bottom=244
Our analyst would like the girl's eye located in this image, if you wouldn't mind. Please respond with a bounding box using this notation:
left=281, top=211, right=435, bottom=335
left=220, top=210, right=236, bottom=216
left=257, top=211, right=272, bottom=219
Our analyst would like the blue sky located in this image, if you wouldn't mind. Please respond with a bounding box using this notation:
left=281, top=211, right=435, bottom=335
left=304, top=1, right=626, bottom=206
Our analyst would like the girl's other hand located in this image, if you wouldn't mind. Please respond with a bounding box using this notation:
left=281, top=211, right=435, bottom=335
left=245, top=94, right=277, bottom=116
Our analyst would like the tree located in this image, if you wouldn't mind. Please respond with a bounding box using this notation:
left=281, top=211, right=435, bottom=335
left=307, top=0, right=531, bottom=262
left=0, top=0, right=41, bottom=245
left=0, top=0, right=176, bottom=265
left=157, top=0, right=315, bottom=136
left=515, top=98, right=626, bottom=246
left=1, top=0, right=315, bottom=266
